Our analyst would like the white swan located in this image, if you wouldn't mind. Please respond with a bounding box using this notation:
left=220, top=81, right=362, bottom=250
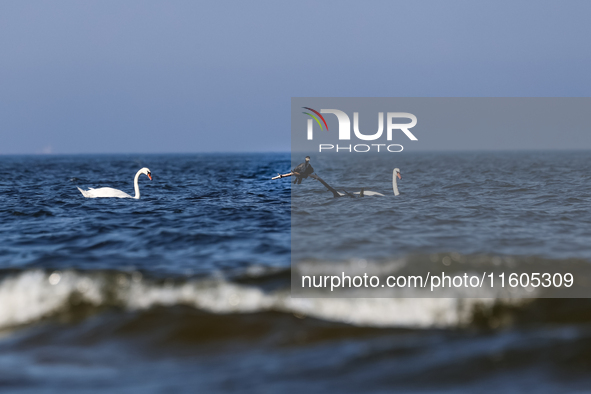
left=349, top=168, right=401, bottom=197
left=77, top=167, right=152, bottom=199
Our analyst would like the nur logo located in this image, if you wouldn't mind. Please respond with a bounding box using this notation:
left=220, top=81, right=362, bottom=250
left=303, top=108, right=417, bottom=141
left=303, top=107, right=418, bottom=153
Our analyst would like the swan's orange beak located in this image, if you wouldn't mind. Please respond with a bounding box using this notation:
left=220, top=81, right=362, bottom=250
left=147, top=173, right=152, bottom=181
left=397, top=172, right=402, bottom=180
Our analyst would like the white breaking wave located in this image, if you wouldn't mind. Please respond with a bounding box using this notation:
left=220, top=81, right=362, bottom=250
left=0, top=270, right=519, bottom=330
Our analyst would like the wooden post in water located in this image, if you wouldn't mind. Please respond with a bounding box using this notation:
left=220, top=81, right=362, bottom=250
left=308, top=174, right=341, bottom=198
left=273, top=172, right=344, bottom=198
left=272, top=172, right=294, bottom=180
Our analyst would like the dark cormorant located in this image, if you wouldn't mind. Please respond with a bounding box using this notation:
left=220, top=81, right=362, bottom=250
left=292, top=156, right=314, bottom=184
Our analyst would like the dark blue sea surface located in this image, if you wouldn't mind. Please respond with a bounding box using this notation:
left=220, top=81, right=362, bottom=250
left=0, top=154, right=290, bottom=275
left=0, top=152, right=591, bottom=393
left=292, top=151, right=591, bottom=262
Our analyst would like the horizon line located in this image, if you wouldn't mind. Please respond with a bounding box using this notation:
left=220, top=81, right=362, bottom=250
left=2, top=148, right=591, bottom=156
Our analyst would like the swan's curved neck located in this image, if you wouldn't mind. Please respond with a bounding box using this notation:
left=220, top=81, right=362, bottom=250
left=133, top=170, right=142, bottom=199
left=393, top=171, right=399, bottom=196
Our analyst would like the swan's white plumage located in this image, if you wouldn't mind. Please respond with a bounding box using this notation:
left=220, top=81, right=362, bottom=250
left=77, top=168, right=152, bottom=199
left=335, top=191, right=385, bottom=196
left=354, top=191, right=385, bottom=196
left=77, top=187, right=133, bottom=198
left=346, top=168, right=400, bottom=197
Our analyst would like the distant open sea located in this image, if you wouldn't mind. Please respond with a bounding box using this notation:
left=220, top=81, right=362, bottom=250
left=1, top=152, right=591, bottom=393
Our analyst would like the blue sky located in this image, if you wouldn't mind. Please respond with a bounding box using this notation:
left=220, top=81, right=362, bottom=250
left=1, top=1, right=590, bottom=154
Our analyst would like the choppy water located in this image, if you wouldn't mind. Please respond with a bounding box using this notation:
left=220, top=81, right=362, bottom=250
left=0, top=154, right=290, bottom=274
left=292, top=151, right=591, bottom=261
left=1, top=152, right=591, bottom=393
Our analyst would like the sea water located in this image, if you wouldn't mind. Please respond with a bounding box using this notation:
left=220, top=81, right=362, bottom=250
left=0, top=152, right=590, bottom=393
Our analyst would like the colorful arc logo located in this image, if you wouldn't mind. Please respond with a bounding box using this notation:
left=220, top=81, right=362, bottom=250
left=302, top=107, right=329, bottom=131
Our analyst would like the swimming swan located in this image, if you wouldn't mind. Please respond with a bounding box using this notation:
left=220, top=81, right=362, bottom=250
left=77, top=167, right=152, bottom=199
left=348, top=168, right=401, bottom=197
